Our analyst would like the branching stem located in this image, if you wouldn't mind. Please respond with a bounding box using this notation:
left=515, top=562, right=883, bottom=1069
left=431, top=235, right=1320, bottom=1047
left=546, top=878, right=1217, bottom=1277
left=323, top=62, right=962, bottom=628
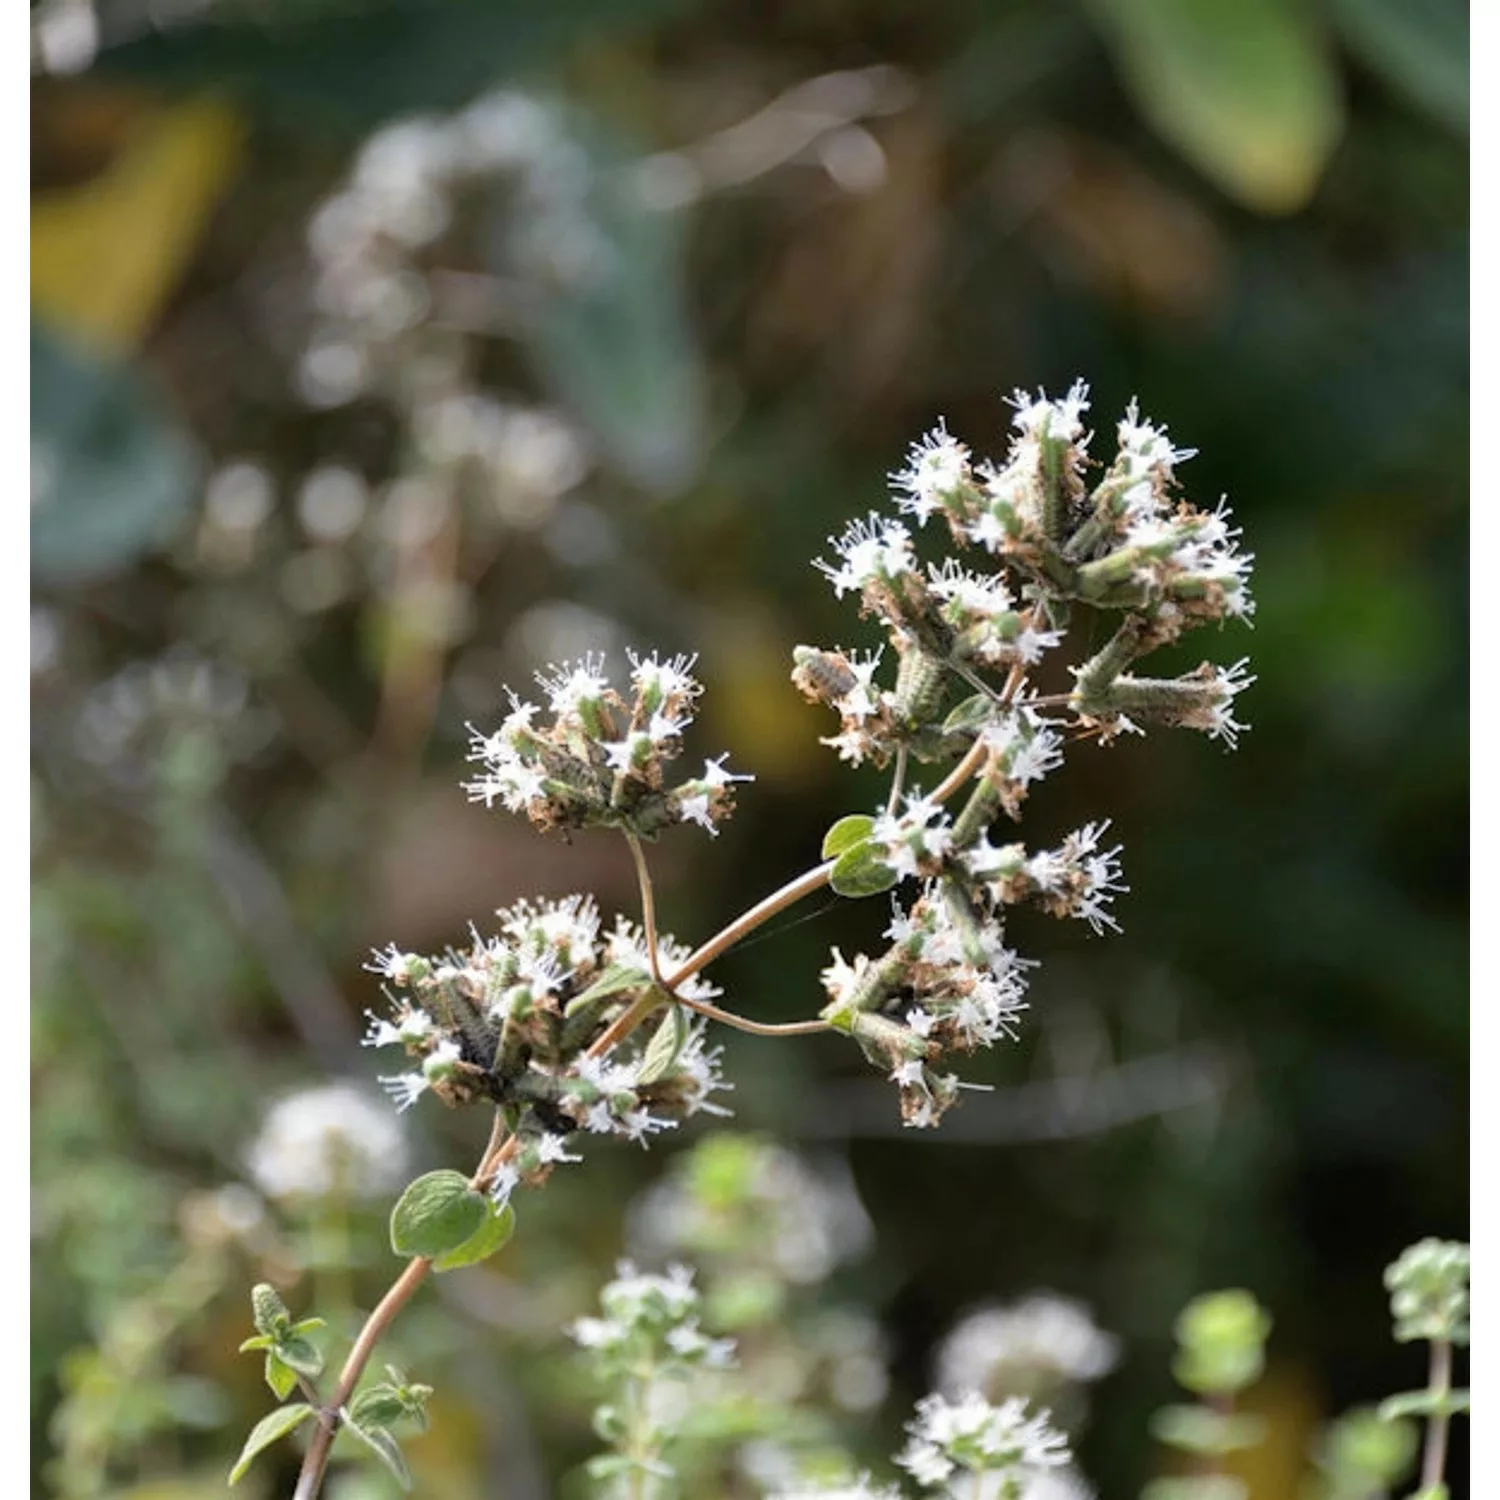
left=292, top=635, right=1016, bottom=1496
left=293, top=1121, right=520, bottom=1500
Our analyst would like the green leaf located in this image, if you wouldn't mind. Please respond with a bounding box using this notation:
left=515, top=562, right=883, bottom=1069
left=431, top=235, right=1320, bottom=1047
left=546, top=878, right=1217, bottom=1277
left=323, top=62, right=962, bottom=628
left=348, top=1385, right=410, bottom=1431
left=636, top=1000, right=690, bottom=1085
left=31, top=321, right=200, bottom=584
left=432, top=1201, right=516, bottom=1272
left=502, top=116, right=706, bottom=495
left=822, top=815, right=875, bottom=859
left=1150, top=1403, right=1267, bottom=1454
left=264, top=1352, right=299, bottom=1401
left=1086, top=0, right=1344, bottom=213
left=1327, top=0, right=1466, bottom=134
left=940, top=694, right=993, bottom=736
left=228, top=1403, right=316, bottom=1485
left=275, top=1334, right=324, bottom=1378
left=1378, top=1388, right=1471, bottom=1422
left=389, top=1170, right=488, bottom=1259
left=565, top=963, right=651, bottom=1015
left=345, top=1420, right=411, bottom=1490
left=238, top=1334, right=274, bottom=1353
left=829, top=839, right=899, bottom=899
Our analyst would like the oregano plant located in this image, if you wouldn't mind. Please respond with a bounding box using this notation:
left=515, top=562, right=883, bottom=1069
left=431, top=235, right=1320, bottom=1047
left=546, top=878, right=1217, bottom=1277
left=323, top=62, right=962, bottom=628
left=230, top=381, right=1257, bottom=1496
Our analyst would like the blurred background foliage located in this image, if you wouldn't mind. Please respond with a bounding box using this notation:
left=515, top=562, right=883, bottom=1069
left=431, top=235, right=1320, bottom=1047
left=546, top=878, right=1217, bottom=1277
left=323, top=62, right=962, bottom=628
left=30, top=0, right=1467, bottom=1496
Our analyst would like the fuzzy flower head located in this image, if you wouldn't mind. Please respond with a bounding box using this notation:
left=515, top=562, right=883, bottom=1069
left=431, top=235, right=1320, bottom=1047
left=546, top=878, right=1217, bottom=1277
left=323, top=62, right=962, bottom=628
left=897, top=1391, right=1071, bottom=1491
left=890, top=421, right=975, bottom=526
left=463, top=651, right=750, bottom=839
left=245, top=1084, right=409, bottom=1202
left=816, top=514, right=918, bottom=603
left=935, top=1295, right=1120, bottom=1410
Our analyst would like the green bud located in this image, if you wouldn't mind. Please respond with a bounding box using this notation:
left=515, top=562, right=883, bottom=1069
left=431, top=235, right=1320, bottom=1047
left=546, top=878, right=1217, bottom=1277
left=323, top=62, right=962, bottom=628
left=250, top=1284, right=290, bottom=1339
left=1384, top=1239, right=1470, bottom=1345
left=1171, top=1290, right=1271, bottom=1398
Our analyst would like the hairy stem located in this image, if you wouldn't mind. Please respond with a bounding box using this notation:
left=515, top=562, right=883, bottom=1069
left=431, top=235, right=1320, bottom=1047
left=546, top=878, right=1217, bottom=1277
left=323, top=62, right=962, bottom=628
left=293, top=675, right=1011, bottom=1495
left=293, top=1124, right=518, bottom=1500
left=885, top=744, right=909, bottom=816
left=623, top=831, right=663, bottom=984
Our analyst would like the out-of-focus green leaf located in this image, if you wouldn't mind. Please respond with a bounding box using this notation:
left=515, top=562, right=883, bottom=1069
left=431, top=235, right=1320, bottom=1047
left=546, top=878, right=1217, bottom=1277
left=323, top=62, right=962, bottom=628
left=498, top=121, right=706, bottom=495
left=1328, top=0, right=1467, bottom=134
left=1086, top=0, right=1345, bottom=213
left=228, top=1403, right=315, bottom=1485
left=93, top=0, right=689, bottom=134
left=31, top=322, right=199, bottom=585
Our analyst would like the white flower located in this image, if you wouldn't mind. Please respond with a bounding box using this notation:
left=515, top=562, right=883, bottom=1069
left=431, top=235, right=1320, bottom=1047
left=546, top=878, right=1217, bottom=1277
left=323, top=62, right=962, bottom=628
left=1116, top=399, right=1195, bottom=476
left=1009, top=380, right=1090, bottom=444
left=489, top=1161, right=522, bottom=1209
left=935, top=1294, right=1120, bottom=1401
left=1203, top=658, right=1255, bottom=749
left=821, top=947, right=868, bottom=1005
left=536, top=1132, right=583, bottom=1165
left=890, top=420, right=972, bottom=523
left=898, top=1391, right=1071, bottom=1488
left=364, top=943, right=423, bottom=986
left=246, top=1083, right=409, bottom=1201
left=628, top=648, right=701, bottom=704
left=535, top=652, right=610, bottom=717
left=815, top=514, right=916, bottom=598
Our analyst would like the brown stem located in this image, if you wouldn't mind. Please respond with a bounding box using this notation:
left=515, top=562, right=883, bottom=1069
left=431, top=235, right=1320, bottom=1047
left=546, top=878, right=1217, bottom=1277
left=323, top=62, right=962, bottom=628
left=292, top=1127, right=519, bottom=1500
left=292, top=1257, right=432, bottom=1500
left=1420, top=1337, right=1453, bottom=1492
left=290, top=660, right=1015, bottom=1494
left=624, top=831, right=663, bottom=984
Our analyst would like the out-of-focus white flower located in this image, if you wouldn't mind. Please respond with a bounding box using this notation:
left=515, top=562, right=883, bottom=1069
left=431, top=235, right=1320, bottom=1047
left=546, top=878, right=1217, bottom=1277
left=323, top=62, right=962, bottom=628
left=245, top=1083, right=408, bottom=1202
left=935, top=1294, right=1120, bottom=1404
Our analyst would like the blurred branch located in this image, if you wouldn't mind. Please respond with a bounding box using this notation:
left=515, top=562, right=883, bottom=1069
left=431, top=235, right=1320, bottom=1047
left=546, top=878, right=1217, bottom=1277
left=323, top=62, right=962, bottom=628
left=199, top=807, right=364, bottom=1072
left=794, top=1042, right=1233, bottom=1143
left=632, top=63, right=916, bottom=205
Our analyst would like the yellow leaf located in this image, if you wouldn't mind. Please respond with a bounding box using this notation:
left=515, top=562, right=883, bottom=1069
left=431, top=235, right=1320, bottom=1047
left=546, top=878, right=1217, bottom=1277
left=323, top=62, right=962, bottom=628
left=32, top=95, right=244, bottom=350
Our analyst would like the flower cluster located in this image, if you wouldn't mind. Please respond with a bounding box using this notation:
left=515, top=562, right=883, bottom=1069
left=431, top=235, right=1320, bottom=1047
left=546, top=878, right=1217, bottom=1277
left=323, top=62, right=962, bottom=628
left=804, top=386, right=1251, bottom=1125
left=1384, top=1238, right=1470, bottom=1345
left=801, top=384, right=1254, bottom=767
left=362, top=893, right=731, bottom=1212
left=573, top=1262, right=736, bottom=1496
left=765, top=1392, right=1074, bottom=1500
left=572, top=1260, right=736, bottom=1374
left=934, top=1296, right=1120, bottom=1407
left=896, top=1392, right=1071, bottom=1493
left=465, top=651, right=751, bottom=838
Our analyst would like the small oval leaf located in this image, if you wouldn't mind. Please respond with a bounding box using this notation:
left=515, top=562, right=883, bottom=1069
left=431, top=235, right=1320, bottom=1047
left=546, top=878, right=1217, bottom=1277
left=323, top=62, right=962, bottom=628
left=390, top=1170, right=488, bottom=1260
left=822, top=814, right=875, bottom=859
left=830, top=839, right=899, bottom=899
left=432, top=1201, right=517, bottom=1273
left=229, top=1403, right=316, bottom=1485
